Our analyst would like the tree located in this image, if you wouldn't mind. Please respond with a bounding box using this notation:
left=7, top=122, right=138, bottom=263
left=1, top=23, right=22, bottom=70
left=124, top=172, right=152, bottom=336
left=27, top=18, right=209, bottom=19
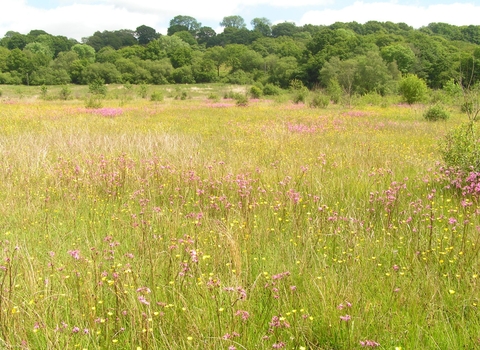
left=320, top=56, right=357, bottom=98
left=380, top=44, right=416, bottom=74
left=71, top=44, right=96, bottom=63
left=220, top=16, right=246, bottom=29
left=96, top=46, right=120, bottom=63
left=355, top=51, right=396, bottom=95
left=271, top=22, right=298, bottom=38
left=24, top=42, right=54, bottom=59
left=269, top=56, right=298, bottom=88
left=173, top=31, right=197, bottom=46
left=251, top=17, right=272, bottom=37
left=398, top=74, right=428, bottom=104
left=169, top=15, right=201, bottom=35
left=135, top=25, right=159, bottom=45
left=204, top=46, right=225, bottom=76
left=7, top=33, right=28, bottom=50
left=196, top=27, right=216, bottom=46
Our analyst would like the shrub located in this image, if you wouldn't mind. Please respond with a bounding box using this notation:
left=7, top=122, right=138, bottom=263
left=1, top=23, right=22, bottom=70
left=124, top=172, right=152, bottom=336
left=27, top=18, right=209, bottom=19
left=58, top=85, right=72, bottom=100
left=207, top=93, right=220, bottom=102
left=88, top=79, right=108, bottom=96
left=398, top=74, right=428, bottom=104
left=440, top=123, right=480, bottom=172
left=424, top=105, right=450, bottom=121
left=225, top=70, right=252, bottom=85
left=250, top=86, right=263, bottom=99
left=326, top=79, right=342, bottom=104
left=138, top=84, right=148, bottom=98
left=309, top=94, right=330, bottom=108
left=235, top=94, right=249, bottom=107
left=40, top=85, right=48, bottom=100
left=263, top=83, right=282, bottom=96
left=150, top=91, right=164, bottom=102
left=292, top=87, right=309, bottom=104
left=85, top=96, right=103, bottom=109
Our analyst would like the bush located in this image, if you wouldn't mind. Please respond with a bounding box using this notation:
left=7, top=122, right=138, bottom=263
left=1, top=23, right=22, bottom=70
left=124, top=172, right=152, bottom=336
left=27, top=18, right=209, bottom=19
left=224, top=70, right=252, bottom=85
left=150, top=91, right=164, bottom=102
left=40, top=85, right=48, bottom=100
left=250, top=86, right=263, bottom=99
left=441, top=123, right=480, bottom=172
left=138, top=84, right=148, bottom=98
left=263, top=83, right=282, bottom=96
left=58, top=85, right=72, bottom=100
left=309, top=94, right=330, bottom=108
left=326, top=79, right=342, bottom=104
left=424, top=105, right=450, bottom=121
left=85, top=96, right=103, bottom=109
left=207, top=93, right=220, bottom=102
left=398, top=74, right=428, bottom=104
left=235, top=94, right=249, bottom=107
left=89, top=79, right=108, bottom=96
left=292, top=87, right=309, bottom=104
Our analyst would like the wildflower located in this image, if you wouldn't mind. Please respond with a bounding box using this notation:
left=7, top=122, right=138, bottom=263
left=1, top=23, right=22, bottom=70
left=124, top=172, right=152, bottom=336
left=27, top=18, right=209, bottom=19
left=360, top=340, right=380, bottom=347
left=138, top=296, right=150, bottom=305
left=272, top=342, right=286, bottom=348
left=68, top=250, right=80, bottom=260
left=235, top=310, right=250, bottom=321
left=340, top=314, right=351, bottom=322
left=72, top=327, right=80, bottom=333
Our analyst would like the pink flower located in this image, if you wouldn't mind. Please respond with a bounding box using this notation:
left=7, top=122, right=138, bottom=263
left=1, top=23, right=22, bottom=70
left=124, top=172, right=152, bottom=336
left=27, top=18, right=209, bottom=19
left=138, top=295, right=150, bottom=306
left=68, top=250, right=80, bottom=260
left=340, top=314, right=351, bottom=322
left=360, top=339, right=380, bottom=347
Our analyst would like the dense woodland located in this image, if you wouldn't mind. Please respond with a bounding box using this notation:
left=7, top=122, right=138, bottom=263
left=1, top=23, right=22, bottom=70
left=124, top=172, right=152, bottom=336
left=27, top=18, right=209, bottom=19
left=1, top=15, right=480, bottom=93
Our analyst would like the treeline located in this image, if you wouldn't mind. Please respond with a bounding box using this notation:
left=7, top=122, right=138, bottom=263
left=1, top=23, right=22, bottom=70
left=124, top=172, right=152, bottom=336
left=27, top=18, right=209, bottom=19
left=0, top=16, right=480, bottom=93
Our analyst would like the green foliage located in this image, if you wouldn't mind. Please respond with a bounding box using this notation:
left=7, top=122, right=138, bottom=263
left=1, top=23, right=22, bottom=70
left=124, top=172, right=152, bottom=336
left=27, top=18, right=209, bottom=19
left=207, top=93, right=220, bottom=102
left=235, top=93, right=249, bottom=106
left=441, top=123, right=480, bottom=171
left=138, top=84, right=148, bottom=98
left=398, top=74, right=428, bottom=104
left=58, top=85, right=71, bottom=100
left=224, top=70, right=252, bottom=85
left=424, top=104, right=450, bottom=121
left=150, top=91, right=164, bottom=102
left=443, top=78, right=463, bottom=98
left=292, top=87, right=309, bottom=104
left=309, top=93, right=330, bottom=108
left=88, top=78, right=108, bottom=96
left=263, top=83, right=282, bottom=96
left=39, top=85, right=48, bottom=100
left=326, top=79, right=342, bottom=104
left=249, top=85, right=263, bottom=98
left=220, top=15, right=246, bottom=29
left=84, top=95, right=103, bottom=109
left=174, top=90, right=188, bottom=100
left=172, top=66, right=195, bottom=84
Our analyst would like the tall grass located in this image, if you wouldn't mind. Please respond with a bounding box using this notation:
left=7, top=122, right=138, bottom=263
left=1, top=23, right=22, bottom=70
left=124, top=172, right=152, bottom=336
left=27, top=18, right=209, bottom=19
left=0, top=96, right=477, bottom=349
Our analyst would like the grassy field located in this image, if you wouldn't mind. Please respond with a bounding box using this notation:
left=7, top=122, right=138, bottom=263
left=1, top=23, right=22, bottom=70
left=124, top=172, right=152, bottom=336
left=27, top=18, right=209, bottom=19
left=0, top=85, right=478, bottom=349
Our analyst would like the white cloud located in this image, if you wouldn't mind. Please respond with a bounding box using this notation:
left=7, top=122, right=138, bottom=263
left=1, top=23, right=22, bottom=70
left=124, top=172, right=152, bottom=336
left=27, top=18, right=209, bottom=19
left=1, top=1, right=479, bottom=42
left=299, top=2, right=480, bottom=28
left=0, top=1, right=161, bottom=40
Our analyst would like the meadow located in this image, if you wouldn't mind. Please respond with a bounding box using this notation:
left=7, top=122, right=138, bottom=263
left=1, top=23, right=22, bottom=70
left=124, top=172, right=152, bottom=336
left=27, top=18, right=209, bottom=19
left=0, top=84, right=478, bottom=349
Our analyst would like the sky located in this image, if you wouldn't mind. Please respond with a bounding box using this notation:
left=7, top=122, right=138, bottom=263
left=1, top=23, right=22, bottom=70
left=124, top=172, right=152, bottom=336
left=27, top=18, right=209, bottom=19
left=1, top=0, right=479, bottom=41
